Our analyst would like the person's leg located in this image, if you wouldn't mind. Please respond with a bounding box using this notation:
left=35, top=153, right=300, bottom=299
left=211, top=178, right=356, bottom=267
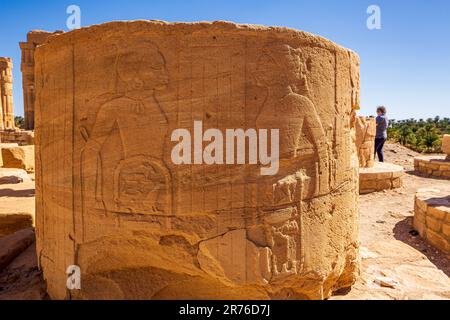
left=374, top=138, right=382, bottom=160
left=376, top=138, right=386, bottom=162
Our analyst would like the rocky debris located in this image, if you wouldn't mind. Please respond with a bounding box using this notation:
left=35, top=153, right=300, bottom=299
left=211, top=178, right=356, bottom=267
left=0, top=229, right=34, bottom=271
left=374, top=276, right=399, bottom=289
left=0, top=234, right=46, bottom=300
left=332, top=240, right=450, bottom=300
left=0, top=168, right=32, bottom=184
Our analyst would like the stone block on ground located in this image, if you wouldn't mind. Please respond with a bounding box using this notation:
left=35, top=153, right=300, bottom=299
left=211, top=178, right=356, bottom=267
left=413, top=188, right=450, bottom=254
left=414, top=155, right=450, bottom=179
left=1, top=144, right=35, bottom=172
left=359, top=162, right=404, bottom=194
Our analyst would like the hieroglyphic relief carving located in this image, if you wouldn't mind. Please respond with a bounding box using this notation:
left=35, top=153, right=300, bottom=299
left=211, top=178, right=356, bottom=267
left=80, top=39, right=172, bottom=219
left=35, top=21, right=360, bottom=300
left=255, top=44, right=330, bottom=198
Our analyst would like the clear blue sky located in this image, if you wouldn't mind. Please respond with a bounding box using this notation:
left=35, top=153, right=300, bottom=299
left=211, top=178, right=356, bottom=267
left=1, top=0, right=449, bottom=119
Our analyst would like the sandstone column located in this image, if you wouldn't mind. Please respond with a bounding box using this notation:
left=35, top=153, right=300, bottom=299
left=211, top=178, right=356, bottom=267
left=355, top=116, right=376, bottom=168
left=20, top=30, right=64, bottom=130
left=0, top=57, right=14, bottom=130
left=35, top=21, right=360, bottom=300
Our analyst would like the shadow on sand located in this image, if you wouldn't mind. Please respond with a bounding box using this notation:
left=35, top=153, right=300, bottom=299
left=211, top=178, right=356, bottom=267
left=393, top=217, right=449, bottom=277
left=0, top=189, right=35, bottom=198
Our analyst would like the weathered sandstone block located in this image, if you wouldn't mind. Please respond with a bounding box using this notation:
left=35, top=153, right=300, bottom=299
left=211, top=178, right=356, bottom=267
left=35, top=21, right=360, bottom=300
left=1, top=144, right=35, bottom=172
left=414, top=188, right=450, bottom=254
left=355, top=116, right=375, bottom=168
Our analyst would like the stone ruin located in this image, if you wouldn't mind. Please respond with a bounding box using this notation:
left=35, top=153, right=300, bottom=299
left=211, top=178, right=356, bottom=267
left=0, top=57, right=15, bottom=130
left=34, top=21, right=361, bottom=300
left=414, top=134, right=450, bottom=179
left=20, top=30, right=64, bottom=130
left=0, top=33, right=44, bottom=180
left=0, top=57, right=33, bottom=182
left=355, top=116, right=375, bottom=168
left=412, top=135, right=450, bottom=254
left=414, top=188, right=450, bottom=254
left=355, top=115, right=404, bottom=194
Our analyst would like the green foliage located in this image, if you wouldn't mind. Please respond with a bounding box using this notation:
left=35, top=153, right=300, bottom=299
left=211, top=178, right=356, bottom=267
left=388, top=116, right=449, bottom=153
left=14, top=116, right=24, bottom=129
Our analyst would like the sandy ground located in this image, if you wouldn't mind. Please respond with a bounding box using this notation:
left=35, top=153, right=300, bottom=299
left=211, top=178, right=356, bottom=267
left=332, top=143, right=450, bottom=299
left=0, top=143, right=448, bottom=300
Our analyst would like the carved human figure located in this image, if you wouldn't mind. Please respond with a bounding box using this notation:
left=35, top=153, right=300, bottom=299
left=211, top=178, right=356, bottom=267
left=81, top=40, right=171, bottom=217
left=255, top=44, right=330, bottom=195
left=253, top=44, right=330, bottom=278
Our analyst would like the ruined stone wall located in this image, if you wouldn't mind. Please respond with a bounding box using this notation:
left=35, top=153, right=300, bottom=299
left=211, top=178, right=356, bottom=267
left=20, top=30, right=64, bottom=130
left=355, top=116, right=375, bottom=168
left=442, top=134, right=450, bottom=160
left=0, top=130, right=34, bottom=146
left=0, top=58, right=14, bottom=130
left=414, top=188, right=450, bottom=254
left=35, top=21, right=360, bottom=300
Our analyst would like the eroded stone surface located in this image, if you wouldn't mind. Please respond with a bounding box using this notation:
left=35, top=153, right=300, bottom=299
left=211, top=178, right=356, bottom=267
left=35, top=20, right=360, bottom=300
left=355, top=116, right=375, bottom=168
left=414, top=188, right=450, bottom=254
left=1, top=145, right=35, bottom=172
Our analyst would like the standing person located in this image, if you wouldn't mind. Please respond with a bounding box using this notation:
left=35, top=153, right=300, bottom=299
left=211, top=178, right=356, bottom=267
left=375, top=106, right=389, bottom=162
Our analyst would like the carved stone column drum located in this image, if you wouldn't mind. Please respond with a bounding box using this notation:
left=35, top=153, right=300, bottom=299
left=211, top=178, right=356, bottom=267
left=35, top=21, right=360, bottom=300
left=355, top=116, right=376, bottom=168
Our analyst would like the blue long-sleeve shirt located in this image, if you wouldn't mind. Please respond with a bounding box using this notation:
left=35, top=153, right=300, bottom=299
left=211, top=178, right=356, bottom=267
left=376, top=115, right=389, bottom=139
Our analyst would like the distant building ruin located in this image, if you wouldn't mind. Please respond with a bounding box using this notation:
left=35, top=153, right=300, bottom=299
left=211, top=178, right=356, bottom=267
left=0, top=57, right=15, bottom=130
left=20, top=30, right=63, bottom=130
